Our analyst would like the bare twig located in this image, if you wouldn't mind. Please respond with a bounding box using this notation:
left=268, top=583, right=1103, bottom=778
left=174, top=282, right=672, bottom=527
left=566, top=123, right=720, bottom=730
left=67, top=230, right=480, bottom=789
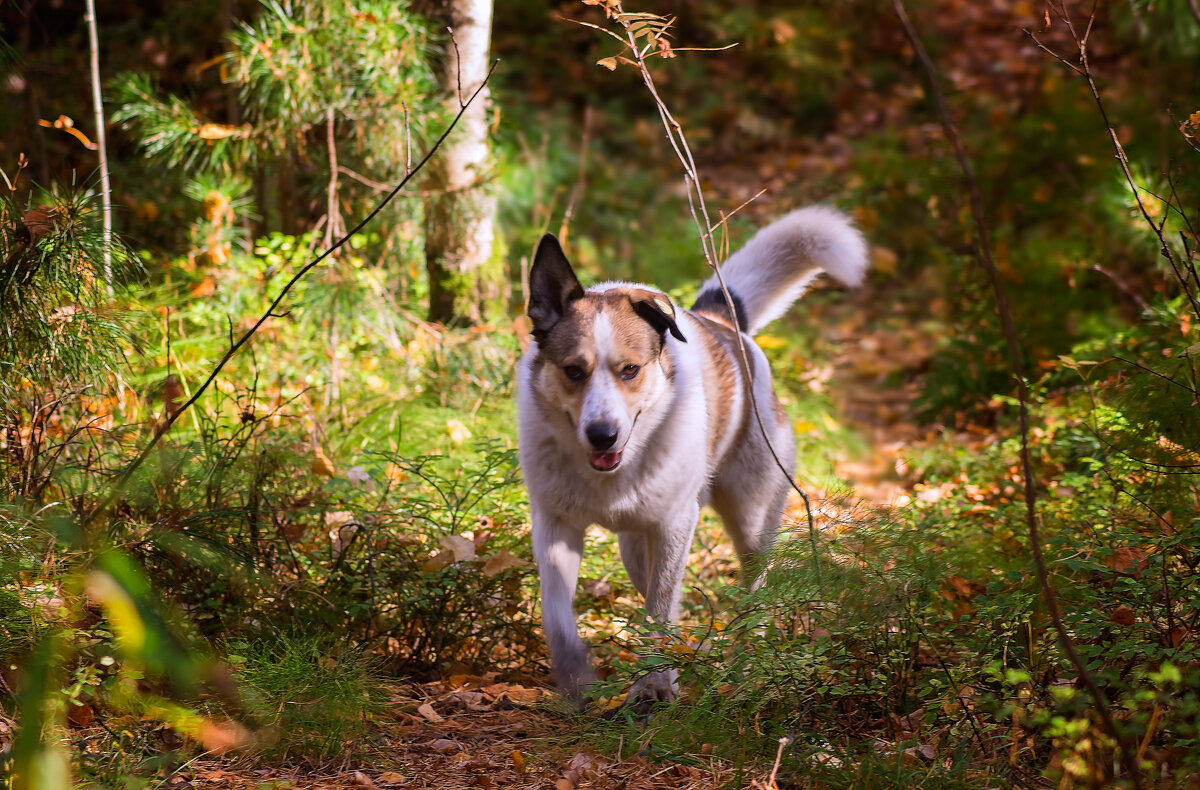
left=560, top=105, right=593, bottom=245
left=1028, top=3, right=1200, bottom=325
left=93, top=62, right=500, bottom=518
left=893, top=1, right=1143, bottom=785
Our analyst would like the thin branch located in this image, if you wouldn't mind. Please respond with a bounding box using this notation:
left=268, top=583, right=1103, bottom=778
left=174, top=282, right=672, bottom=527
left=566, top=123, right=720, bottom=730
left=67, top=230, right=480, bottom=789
left=893, top=1, right=1143, bottom=786
left=93, top=62, right=500, bottom=519
left=560, top=105, right=593, bottom=244
left=1028, top=4, right=1200, bottom=325
left=84, top=0, right=112, bottom=294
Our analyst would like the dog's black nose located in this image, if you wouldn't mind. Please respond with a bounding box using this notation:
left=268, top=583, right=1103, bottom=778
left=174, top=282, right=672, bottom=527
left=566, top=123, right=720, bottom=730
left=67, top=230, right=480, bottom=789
left=585, top=422, right=619, bottom=450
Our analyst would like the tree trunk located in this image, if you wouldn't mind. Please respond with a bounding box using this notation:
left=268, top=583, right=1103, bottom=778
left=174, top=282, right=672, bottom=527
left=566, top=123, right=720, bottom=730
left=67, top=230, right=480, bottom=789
left=424, top=0, right=502, bottom=326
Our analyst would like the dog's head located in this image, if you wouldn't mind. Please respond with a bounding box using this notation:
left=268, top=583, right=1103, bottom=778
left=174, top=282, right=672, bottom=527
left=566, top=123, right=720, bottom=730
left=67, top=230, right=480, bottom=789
left=526, top=234, right=685, bottom=472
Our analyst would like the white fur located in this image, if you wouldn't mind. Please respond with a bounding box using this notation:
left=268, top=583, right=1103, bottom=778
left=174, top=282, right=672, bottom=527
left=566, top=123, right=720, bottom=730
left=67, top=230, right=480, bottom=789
left=519, top=205, right=867, bottom=706
left=696, top=205, right=869, bottom=333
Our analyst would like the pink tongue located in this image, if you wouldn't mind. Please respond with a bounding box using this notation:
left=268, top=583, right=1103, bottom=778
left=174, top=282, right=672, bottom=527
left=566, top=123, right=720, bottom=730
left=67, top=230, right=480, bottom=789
left=590, top=451, right=621, bottom=471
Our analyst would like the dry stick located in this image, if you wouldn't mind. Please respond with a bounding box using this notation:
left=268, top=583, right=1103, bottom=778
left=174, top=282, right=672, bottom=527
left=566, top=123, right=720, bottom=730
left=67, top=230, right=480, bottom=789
left=94, top=63, right=499, bottom=518
left=84, top=0, right=112, bottom=294
left=891, top=2, right=1143, bottom=786
left=560, top=104, right=593, bottom=243
left=613, top=11, right=823, bottom=583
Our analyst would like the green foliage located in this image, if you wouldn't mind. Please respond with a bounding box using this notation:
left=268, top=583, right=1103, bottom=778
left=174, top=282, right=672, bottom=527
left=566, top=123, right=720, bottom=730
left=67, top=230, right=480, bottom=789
left=229, top=633, right=386, bottom=760
left=0, top=185, right=135, bottom=403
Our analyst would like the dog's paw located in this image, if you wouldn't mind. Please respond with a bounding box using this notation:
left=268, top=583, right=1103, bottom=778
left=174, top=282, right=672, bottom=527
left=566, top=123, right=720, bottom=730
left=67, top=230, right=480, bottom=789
left=623, top=669, right=678, bottom=715
left=555, top=660, right=599, bottom=711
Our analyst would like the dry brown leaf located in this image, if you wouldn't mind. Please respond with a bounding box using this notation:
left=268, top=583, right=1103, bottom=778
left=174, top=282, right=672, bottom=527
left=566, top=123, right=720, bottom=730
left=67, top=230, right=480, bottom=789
left=66, top=700, right=94, bottom=728
left=376, top=772, right=406, bottom=785
left=482, top=549, right=531, bottom=577
left=512, top=750, right=526, bottom=775
left=1107, top=546, right=1148, bottom=577
left=311, top=445, right=336, bottom=476
left=427, top=738, right=460, bottom=754
left=441, top=534, right=476, bottom=562
left=351, top=770, right=378, bottom=788
left=416, top=702, right=444, bottom=723
left=1110, top=605, right=1136, bottom=626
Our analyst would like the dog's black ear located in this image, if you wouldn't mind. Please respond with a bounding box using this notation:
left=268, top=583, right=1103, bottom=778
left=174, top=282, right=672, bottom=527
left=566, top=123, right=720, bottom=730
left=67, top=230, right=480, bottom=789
left=528, top=234, right=584, bottom=339
left=630, top=290, right=686, bottom=343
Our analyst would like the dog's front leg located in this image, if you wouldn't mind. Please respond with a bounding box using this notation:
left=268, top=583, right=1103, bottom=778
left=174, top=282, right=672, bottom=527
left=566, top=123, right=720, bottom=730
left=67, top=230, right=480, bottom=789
left=532, top=513, right=593, bottom=703
left=626, top=507, right=699, bottom=708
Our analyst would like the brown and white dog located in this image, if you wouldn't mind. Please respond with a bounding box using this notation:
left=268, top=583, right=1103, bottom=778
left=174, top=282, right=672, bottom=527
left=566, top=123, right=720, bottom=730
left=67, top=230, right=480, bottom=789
left=518, top=206, right=868, bottom=706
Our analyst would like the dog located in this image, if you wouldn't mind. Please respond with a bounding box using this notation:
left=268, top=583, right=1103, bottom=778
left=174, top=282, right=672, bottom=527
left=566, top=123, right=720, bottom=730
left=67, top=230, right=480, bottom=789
left=517, top=206, right=868, bottom=706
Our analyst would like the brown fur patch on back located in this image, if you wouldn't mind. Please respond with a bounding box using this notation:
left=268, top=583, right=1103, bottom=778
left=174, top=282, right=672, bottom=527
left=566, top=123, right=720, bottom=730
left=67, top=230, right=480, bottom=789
left=691, top=314, right=751, bottom=459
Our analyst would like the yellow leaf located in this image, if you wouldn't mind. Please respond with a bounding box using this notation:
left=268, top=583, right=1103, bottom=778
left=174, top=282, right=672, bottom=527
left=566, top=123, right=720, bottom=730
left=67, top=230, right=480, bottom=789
left=755, top=334, right=787, bottom=350
left=596, top=56, right=618, bottom=71
left=446, top=418, right=472, bottom=445
left=512, top=750, right=527, bottom=775
left=482, top=549, right=532, bottom=577
left=793, top=420, right=816, bottom=435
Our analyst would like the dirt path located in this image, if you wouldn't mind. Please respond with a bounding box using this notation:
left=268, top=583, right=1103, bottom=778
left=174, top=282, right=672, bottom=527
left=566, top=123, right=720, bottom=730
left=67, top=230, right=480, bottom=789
left=180, top=679, right=739, bottom=789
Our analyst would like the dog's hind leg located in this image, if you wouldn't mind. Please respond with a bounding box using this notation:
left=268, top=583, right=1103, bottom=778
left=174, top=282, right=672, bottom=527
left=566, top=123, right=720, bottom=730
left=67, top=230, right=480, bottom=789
left=532, top=513, right=594, bottom=703
left=711, top=467, right=790, bottom=589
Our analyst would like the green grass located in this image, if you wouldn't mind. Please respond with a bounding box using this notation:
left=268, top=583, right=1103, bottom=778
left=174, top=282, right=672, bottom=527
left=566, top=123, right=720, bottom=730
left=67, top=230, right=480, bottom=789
left=228, top=634, right=387, bottom=761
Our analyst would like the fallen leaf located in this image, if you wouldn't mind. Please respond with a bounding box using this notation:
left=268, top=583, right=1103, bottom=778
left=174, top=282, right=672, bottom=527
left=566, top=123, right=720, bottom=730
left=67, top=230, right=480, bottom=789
left=312, top=445, right=336, bottom=476
left=351, top=771, right=378, bottom=788
left=1109, top=605, right=1136, bottom=626
left=1107, top=546, right=1148, bottom=577
left=440, top=534, right=476, bottom=562
left=376, top=772, right=406, bottom=785
left=512, top=750, right=526, bottom=775
left=417, top=702, right=444, bottom=723
left=66, top=700, right=94, bottom=728
left=427, top=738, right=459, bottom=754
left=482, top=549, right=532, bottom=577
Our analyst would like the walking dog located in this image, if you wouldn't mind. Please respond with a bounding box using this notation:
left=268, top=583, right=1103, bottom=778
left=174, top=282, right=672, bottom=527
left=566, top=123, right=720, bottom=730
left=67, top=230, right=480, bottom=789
left=517, top=206, right=868, bottom=705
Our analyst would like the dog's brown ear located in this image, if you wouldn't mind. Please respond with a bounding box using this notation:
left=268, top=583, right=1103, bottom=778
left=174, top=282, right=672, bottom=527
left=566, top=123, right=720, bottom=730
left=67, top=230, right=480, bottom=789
left=528, top=234, right=584, bottom=340
left=630, top=290, right=686, bottom=343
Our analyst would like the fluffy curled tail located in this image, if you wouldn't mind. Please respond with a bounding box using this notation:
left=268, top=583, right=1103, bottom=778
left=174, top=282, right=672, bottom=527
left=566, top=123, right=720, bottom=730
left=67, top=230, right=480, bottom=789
left=691, top=205, right=868, bottom=334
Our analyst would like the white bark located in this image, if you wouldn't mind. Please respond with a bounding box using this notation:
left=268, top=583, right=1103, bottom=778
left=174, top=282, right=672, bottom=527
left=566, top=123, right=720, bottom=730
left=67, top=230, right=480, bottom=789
left=425, top=0, right=499, bottom=325
left=84, top=0, right=113, bottom=293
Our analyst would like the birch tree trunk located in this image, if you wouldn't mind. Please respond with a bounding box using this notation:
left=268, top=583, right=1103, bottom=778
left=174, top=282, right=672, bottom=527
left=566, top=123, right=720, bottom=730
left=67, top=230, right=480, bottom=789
left=424, top=0, right=502, bottom=326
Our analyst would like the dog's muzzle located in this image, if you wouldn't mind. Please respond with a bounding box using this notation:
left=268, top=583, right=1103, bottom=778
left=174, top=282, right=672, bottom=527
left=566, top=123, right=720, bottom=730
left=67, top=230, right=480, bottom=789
left=585, top=421, right=622, bottom=471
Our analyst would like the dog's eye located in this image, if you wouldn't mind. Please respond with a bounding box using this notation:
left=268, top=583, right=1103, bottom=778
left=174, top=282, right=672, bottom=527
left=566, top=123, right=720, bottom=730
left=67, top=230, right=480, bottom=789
left=563, top=365, right=586, bottom=381
left=620, top=364, right=641, bottom=381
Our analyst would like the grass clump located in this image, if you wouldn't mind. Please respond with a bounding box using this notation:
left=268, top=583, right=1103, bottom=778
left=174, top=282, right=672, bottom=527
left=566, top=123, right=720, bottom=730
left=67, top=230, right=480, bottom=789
left=229, top=634, right=387, bottom=761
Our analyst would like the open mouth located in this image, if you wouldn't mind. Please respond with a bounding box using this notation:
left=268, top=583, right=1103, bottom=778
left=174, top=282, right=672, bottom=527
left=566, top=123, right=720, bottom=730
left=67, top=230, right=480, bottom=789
left=589, top=449, right=623, bottom=472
